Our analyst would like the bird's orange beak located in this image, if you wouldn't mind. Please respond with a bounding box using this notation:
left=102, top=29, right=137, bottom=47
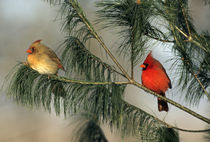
left=140, top=64, right=146, bottom=68
left=26, top=49, right=32, bottom=54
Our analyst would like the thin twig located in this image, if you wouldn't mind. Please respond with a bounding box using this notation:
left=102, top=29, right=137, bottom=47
left=154, top=115, right=210, bottom=132
left=51, top=75, right=130, bottom=85
left=132, top=81, right=210, bottom=124
left=146, top=33, right=175, bottom=43
left=175, top=26, right=209, bottom=52
left=175, top=26, right=188, bottom=38
left=192, top=72, right=210, bottom=100
left=124, top=101, right=210, bottom=133
left=179, top=1, right=191, bottom=37
left=173, top=127, right=210, bottom=133
left=110, top=68, right=127, bottom=78
left=189, top=39, right=209, bottom=53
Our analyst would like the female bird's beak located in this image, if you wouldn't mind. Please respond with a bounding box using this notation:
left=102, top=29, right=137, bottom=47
left=140, top=64, right=146, bottom=68
left=26, top=49, right=32, bottom=54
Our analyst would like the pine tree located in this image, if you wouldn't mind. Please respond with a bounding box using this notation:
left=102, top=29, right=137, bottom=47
left=3, top=0, right=210, bottom=141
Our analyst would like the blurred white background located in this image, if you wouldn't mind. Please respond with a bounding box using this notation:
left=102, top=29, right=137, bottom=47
left=0, top=0, right=209, bottom=142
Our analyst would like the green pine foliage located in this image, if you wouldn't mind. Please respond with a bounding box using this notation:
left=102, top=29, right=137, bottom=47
left=157, top=127, right=179, bottom=142
left=3, top=0, right=210, bottom=142
left=6, top=63, right=173, bottom=141
left=5, top=64, right=66, bottom=115
left=158, top=0, right=210, bottom=105
left=60, top=0, right=95, bottom=42
left=96, top=0, right=167, bottom=65
left=58, top=36, right=121, bottom=80
left=72, top=118, right=108, bottom=142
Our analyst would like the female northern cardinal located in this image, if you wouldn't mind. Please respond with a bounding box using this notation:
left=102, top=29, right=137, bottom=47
left=26, top=40, right=65, bottom=75
left=140, top=52, right=171, bottom=112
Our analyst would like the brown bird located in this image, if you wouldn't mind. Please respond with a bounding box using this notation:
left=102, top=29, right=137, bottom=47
left=140, top=52, right=171, bottom=112
left=26, top=40, right=65, bottom=75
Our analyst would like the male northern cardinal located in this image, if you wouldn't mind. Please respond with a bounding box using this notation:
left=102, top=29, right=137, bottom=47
left=140, top=52, right=171, bottom=112
left=26, top=40, right=65, bottom=75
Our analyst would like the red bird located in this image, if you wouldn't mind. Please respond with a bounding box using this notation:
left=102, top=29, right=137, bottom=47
left=140, top=52, right=171, bottom=112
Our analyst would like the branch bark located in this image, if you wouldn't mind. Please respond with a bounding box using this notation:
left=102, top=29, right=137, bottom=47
left=132, top=81, right=210, bottom=124
left=51, top=75, right=130, bottom=85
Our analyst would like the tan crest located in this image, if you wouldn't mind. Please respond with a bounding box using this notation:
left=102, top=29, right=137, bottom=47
left=33, top=40, right=42, bottom=44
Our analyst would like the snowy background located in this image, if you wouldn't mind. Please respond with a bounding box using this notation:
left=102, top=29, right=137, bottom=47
left=0, top=0, right=209, bottom=142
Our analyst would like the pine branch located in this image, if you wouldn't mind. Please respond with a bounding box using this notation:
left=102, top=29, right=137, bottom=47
left=96, top=0, right=161, bottom=65
left=3, top=63, right=208, bottom=142
left=132, top=81, right=210, bottom=124
left=192, top=72, right=210, bottom=100
left=123, top=101, right=210, bottom=133
left=162, top=0, right=210, bottom=104
left=4, top=1, right=210, bottom=142
left=67, top=0, right=132, bottom=81
left=71, top=116, right=108, bottom=142
left=4, top=63, right=128, bottom=116
left=175, top=26, right=188, bottom=39
left=66, top=0, right=210, bottom=124
left=174, top=25, right=210, bottom=101
left=145, top=33, right=175, bottom=43
left=157, top=127, right=179, bottom=142
left=51, top=75, right=130, bottom=85
left=2, top=66, right=175, bottom=141
left=179, top=0, right=191, bottom=37
left=59, top=36, right=126, bottom=80
left=175, top=26, right=209, bottom=53
left=169, top=46, right=210, bottom=104
left=173, top=127, right=210, bottom=133
left=21, top=64, right=210, bottom=130
left=2, top=3, right=209, bottom=142
left=6, top=63, right=210, bottom=133
left=189, top=38, right=210, bottom=53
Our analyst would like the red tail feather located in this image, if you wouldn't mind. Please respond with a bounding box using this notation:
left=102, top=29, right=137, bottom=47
left=58, top=64, right=65, bottom=71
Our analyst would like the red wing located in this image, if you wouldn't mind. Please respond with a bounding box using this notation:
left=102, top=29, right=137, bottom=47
left=159, top=64, right=172, bottom=89
left=153, top=59, right=172, bottom=89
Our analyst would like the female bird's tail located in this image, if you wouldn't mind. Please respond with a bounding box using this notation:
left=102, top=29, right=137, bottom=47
left=158, top=93, right=168, bottom=112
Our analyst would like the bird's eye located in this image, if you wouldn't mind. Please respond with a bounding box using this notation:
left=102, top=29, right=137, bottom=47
left=142, top=63, right=148, bottom=70
left=31, top=46, right=35, bottom=52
